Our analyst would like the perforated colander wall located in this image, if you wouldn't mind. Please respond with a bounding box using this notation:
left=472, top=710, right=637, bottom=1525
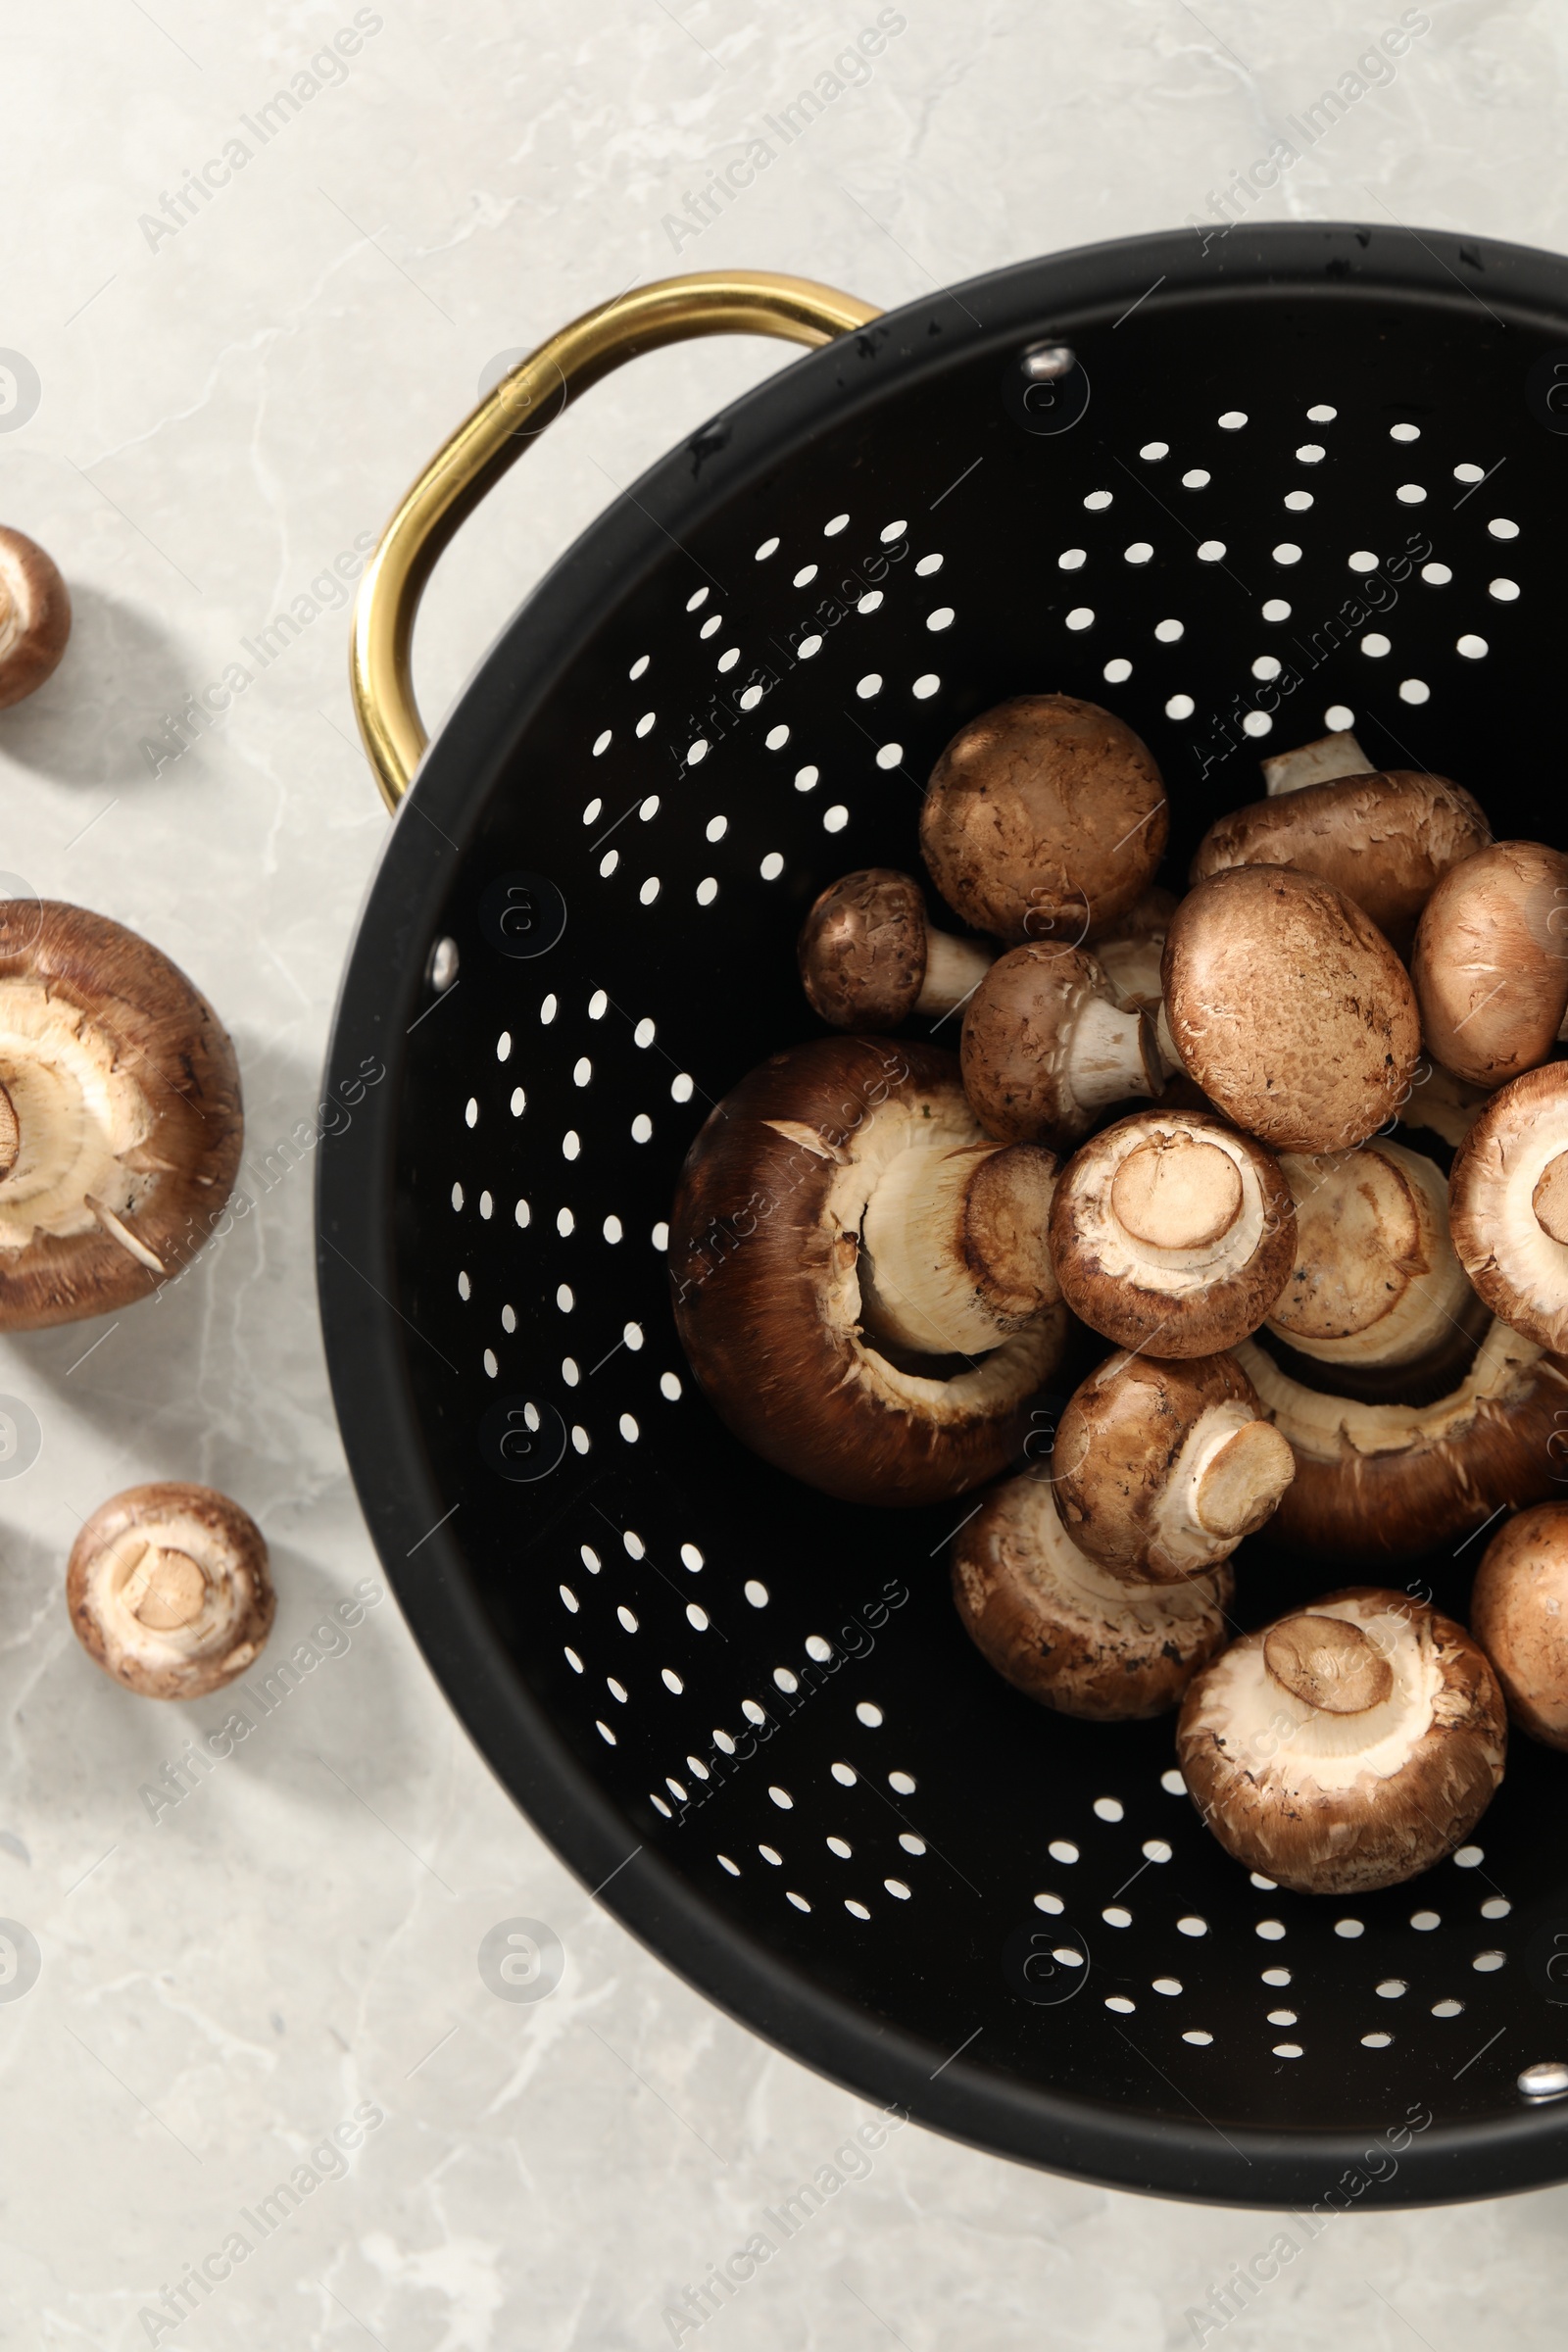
left=321, top=225, right=1568, bottom=2202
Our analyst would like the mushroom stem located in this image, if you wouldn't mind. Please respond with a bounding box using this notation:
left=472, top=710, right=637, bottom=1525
left=860, top=1137, right=1057, bottom=1356
left=121, top=1540, right=208, bottom=1632
left=1263, top=1611, right=1395, bottom=1713
left=1159, top=1401, right=1297, bottom=1563
left=915, top=928, right=993, bottom=1016
left=1261, top=729, right=1370, bottom=796
left=1110, top=1134, right=1243, bottom=1251
left=1534, top=1154, right=1568, bottom=1246
left=0, top=1079, right=19, bottom=1182
left=1068, top=996, right=1161, bottom=1114
left=1152, top=998, right=1184, bottom=1081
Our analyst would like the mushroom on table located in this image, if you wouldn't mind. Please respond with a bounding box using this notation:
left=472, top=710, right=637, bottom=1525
left=1177, top=1588, right=1506, bottom=1894
left=952, top=1471, right=1233, bottom=1719
left=919, top=693, right=1169, bottom=945
left=1470, top=1503, right=1568, bottom=1750
left=797, top=868, right=993, bottom=1031
left=1051, top=1348, right=1295, bottom=1580
left=67, top=1483, right=274, bottom=1699
left=668, top=1038, right=1066, bottom=1505
left=959, top=943, right=1161, bottom=1148
left=1411, top=841, right=1568, bottom=1089
left=0, top=899, right=244, bottom=1326
left=0, top=525, right=71, bottom=710
left=1449, top=1061, right=1568, bottom=1352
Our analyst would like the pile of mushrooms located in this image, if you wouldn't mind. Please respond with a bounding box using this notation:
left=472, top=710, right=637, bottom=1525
left=668, top=696, right=1568, bottom=1894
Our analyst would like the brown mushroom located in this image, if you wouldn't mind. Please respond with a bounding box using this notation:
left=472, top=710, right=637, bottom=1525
left=919, top=694, right=1168, bottom=945
left=1470, top=1503, right=1568, bottom=1749
left=959, top=944, right=1161, bottom=1148
left=952, top=1470, right=1234, bottom=1719
left=1052, top=1348, right=1294, bottom=1581
left=1093, top=886, right=1179, bottom=1012
left=1259, top=728, right=1372, bottom=797
left=1411, top=841, right=1568, bottom=1088
left=1048, top=1108, right=1296, bottom=1357
left=1448, top=1061, right=1568, bottom=1351
left=1265, top=1138, right=1488, bottom=1394
left=1160, top=865, right=1421, bottom=1152
left=1178, top=1588, right=1506, bottom=1894
left=0, top=900, right=244, bottom=1326
left=669, top=1038, right=1066, bottom=1505
left=1191, top=767, right=1491, bottom=956
left=797, top=868, right=993, bottom=1031
left=0, top=526, right=71, bottom=710
left=1233, top=1320, right=1568, bottom=1562
left=67, top=1483, right=274, bottom=1699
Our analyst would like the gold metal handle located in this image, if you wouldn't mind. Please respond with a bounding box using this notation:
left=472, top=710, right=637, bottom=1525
left=350, top=269, right=881, bottom=812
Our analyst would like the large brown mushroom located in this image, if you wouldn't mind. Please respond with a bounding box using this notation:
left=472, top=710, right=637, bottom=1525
left=0, top=526, right=71, bottom=710
left=1191, top=767, right=1491, bottom=956
left=1234, top=1320, right=1568, bottom=1562
left=1048, top=1108, right=1296, bottom=1357
left=1051, top=1349, right=1295, bottom=1581
left=0, top=901, right=243, bottom=1326
left=797, top=868, right=993, bottom=1031
left=1449, top=1061, right=1568, bottom=1352
left=1470, top=1504, right=1568, bottom=1750
left=953, top=1470, right=1234, bottom=1719
left=1411, top=841, right=1568, bottom=1088
left=1178, top=1588, right=1506, bottom=1894
left=959, top=944, right=1161, bottom=1148
left=67, top=1483, right=274, bottom=1699
left=668, top=1038, right=1066, bottom=1505
left=1160, top=865, right=1421, bottom=1152
left=919, top=694, right=1169, bottom=945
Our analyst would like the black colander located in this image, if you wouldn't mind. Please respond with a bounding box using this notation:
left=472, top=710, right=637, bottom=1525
left=318, top=223, right=1568, bottom=2206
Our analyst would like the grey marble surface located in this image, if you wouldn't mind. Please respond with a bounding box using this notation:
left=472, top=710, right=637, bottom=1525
left=2, top=0, right=1567, bottom=2343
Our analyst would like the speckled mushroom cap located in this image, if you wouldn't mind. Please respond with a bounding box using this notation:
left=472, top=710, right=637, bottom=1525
left=1161, top=865, right=1421, bottom=1153
left=67, top=1483, right=274, bottom=1700
left=797, top=868, right=929, bottom=1030
left=668, top=1038, right=1066, bottom=1506
left=0, top=525, right=71, bottom=710
left=1412, top=841, right=1568, bottom=1089
left=1449, top=1062, right=1568, bottom=1352
left=1048, top=1108, right=1296, bottom=1357
left=1234, top=1321, right=1568, bottom=1563
left=1052, top=1348, right=1295, bottom=1582
left=0, top=900, right=244, bottom=1327
left=1470, top=1504, right=1568, bottom=1750
left=919, top=694, right=1169, bottom=944
left=1190, top=769, right=1491, bottom=956
left=1177, top=1587, right=1505, bottom=1895
left=952, top=1470, right=1234, bottom=1720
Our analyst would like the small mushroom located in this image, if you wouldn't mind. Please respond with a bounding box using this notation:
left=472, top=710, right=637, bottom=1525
left=1191, top=768, right=1491, bottom=956
left=1448, top=1061, right=1568, bottom=1351
left=952, top=1470, right=1234, bottom=1719
left=1470, top=1503, right=1568, bottom=1750
left=67, top=1483, right=274, bottom=1699
left=1178, top=1588, right=1506, bottom=1894
left=669, top=1038, right=1066, bottom=1505
left=0, top=900, right=244, bottom=1326
left=959, top=944, right=1161, bottom=1147
left=1091, top=885, right=1179, bottom=1012
left=1260, top=728, right=1372, bottom=796
left=797, top=868, right=993, bottom=1031
left=1052, top=1349, right=1295, bottom=1580
left=0, top=526, right=71, bottom=710
left=1160, top=865, right=1421, bottom=1152
left=1412, top=842, right=1568, bottom=1089
left=919, top=694, right=1169, bottom=945
left=1233, top=1319, right=1568, bottom=1562
left=1048, top=1108, right=1296, bottom=1357
left=1265, top=1139, right=1487, bottom=1392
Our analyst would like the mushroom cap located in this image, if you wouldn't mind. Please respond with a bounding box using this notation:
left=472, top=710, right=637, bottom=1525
left=0, top=526, right=72, bottom=710
left=1053, top=1348, right=1295, bottom=1581
left=67, top=1482, right=274, bottom=1700
left=1162, top=865, right=1422, bottom=1152
left=668, top=1037, right=1065, bottom=1506
left=798, top=868, right=929, bottom=1030
left=1177, top=1587, right=1505, bottom=1894
left=0, top=900, right=244, bottom=1327
left=959, top=943, right=1152, bottom=1147
left=1470, top=1503, right=1568, bottom=1749
left=1234, top=1320, right=1568, bottom=1563
left=919, top=694, right=1168, bottom=945
left=952, top=1470, right=1233, bottom=1719
left=1449, top=1061, right=1568, bottom=1353
left=1190, top=769, right=1491, bottom=956
left=1412, top=841, right=1568, bottom=1088
left=1048, top=1109, right=1296, bottom=1357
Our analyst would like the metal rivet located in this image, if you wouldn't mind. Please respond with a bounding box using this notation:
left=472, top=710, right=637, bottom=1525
left=1518, top=2061, right=1568, bottom=2101
left=427, top=936, right=460, bottom=990
left=1022, top=342, right=1076, bottom=381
